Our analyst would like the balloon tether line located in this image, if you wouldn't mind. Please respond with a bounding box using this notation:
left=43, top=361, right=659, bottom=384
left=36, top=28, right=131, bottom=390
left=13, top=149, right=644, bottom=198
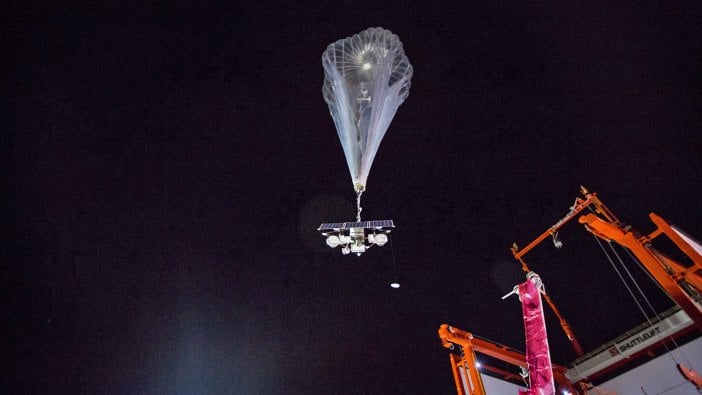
left=356, top=190, right=363, bottom=222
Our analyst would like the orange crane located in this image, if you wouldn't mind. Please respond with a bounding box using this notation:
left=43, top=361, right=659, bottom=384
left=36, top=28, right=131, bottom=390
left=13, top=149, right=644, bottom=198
left=439, top=188, right=702, bottom=394
left=510, top=187, right=620, bottom=357
left=438, top=324, right=575, bottom=395
left=579, top=209, right=702, bottom=330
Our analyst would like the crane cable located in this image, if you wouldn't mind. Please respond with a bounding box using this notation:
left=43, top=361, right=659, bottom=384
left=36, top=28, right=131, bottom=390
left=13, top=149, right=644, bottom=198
left=587, top=217, right=696, bottom=370
left=620, top=246, right=700, bottom=372
left=590, top=233, right=679, bottom=365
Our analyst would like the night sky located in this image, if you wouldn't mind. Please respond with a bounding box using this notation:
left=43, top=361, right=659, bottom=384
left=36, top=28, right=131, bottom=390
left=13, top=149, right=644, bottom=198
left=3, top=2, right=701, bottom=393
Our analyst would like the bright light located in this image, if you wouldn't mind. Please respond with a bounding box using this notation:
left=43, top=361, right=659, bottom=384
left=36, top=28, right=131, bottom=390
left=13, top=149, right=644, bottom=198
left=390, top=282, right=400, bottom=288
left=562, top=391, right=572, bottom=395
left=475, top=362, right=481, bottom=368
left=362, top=62, right=372, bottom=70
left=326, top=235, right=340, bottom=248
left=374, top=233, right=388, bottom=246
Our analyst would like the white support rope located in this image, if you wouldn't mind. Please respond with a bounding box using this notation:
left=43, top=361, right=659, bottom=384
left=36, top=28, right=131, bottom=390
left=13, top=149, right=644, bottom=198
left=356, top=190, right=363, bottom=222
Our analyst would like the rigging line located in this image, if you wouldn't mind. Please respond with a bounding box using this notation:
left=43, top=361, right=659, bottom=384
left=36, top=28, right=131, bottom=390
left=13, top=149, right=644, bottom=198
left=591, top=233, right=681, bottom=364
left=622, top=248, right=677, bottom=310
left=389, top=234, right=399, bottom=285
left=588, top=207, right=692, bottom=364
left=606, top=241, right=684, bottom=361
left=583, top=204, right=678, bottom=314
left=619, top=244, right=698, bottom=369
left=621, top=247, right=686, bottom=348
left=606, top=241, right=659, bottom=319
left=591, top=233, right=654, bottom=326
left=356, top=190, right=363, bottom=222
left=584, top=208, right=671, bottom=329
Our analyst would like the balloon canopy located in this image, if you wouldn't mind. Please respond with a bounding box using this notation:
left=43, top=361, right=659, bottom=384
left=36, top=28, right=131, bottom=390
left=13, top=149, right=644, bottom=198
left=322, top=27, right=413, bottom=193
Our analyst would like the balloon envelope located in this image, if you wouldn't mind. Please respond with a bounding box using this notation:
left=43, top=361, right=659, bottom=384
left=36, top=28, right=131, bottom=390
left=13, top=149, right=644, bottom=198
left=322, top=27, right=413, bottom=192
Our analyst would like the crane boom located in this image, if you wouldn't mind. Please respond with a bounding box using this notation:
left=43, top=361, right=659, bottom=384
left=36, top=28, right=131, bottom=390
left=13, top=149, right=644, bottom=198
left=579, top=211, right=702, bottom=330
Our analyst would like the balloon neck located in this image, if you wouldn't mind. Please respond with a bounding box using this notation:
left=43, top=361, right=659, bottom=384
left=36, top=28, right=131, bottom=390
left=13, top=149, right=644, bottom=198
left=354, top=183, right=365, bottom=193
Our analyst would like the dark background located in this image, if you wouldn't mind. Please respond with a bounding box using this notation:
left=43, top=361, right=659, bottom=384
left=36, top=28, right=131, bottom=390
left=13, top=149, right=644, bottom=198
left=2, top=2, right=701, bottom=393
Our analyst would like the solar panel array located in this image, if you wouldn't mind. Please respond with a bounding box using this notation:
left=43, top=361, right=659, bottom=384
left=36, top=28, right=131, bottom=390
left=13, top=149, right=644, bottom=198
left=318, top=219, right=394, bottom=231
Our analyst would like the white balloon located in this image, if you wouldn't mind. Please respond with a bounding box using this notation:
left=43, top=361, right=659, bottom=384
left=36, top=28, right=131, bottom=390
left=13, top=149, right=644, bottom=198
left=322, top=27, right=413, bottom=192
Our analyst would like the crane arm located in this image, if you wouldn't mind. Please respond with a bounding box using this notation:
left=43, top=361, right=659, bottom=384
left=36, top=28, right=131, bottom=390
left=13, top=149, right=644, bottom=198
left=512, top=188, right=619, bottom=262
left=579, top=212, right=702, bottom=330
left=439, top=324, right=573, bottom=394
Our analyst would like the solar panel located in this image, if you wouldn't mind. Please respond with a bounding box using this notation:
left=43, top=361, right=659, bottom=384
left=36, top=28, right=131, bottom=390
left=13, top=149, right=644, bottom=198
left=318, top=219, right=394, bottom=231
left=318, top=222, right=342, bottom=231
left=363, top=220, right=394, bottom=229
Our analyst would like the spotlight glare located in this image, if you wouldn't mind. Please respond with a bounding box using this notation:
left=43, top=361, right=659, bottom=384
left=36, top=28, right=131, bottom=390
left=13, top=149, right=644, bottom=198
left=390, top=282, right=400, bottom=288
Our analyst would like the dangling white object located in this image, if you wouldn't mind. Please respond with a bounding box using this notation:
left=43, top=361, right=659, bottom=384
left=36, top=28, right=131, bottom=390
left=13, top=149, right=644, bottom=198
left=322, top=27, right=413, bottom=193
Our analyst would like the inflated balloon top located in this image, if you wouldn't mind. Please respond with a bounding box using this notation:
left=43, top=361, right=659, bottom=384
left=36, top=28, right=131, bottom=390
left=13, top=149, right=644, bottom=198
left=322, top=27, right=413, bottom=194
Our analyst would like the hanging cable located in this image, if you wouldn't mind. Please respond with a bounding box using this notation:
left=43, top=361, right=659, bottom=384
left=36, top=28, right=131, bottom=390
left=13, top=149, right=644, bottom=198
left=607, top=242, right=697, bottom=368
left=621, top=248, right=687, bottom=352
left=356, top=190, right=363, bottom=222
left=389, top=234, right=400, bottom=288
left=605, top=241, right=659, bottom=319
left=611, top=229, right=698, bottom=370
left=591, top=233, right=654, bottom=326
left=586, top=206, right=661, bottom=325
left=621, top=246, right=699, bottom=371
left=590, top=232, right=690, bottom=367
